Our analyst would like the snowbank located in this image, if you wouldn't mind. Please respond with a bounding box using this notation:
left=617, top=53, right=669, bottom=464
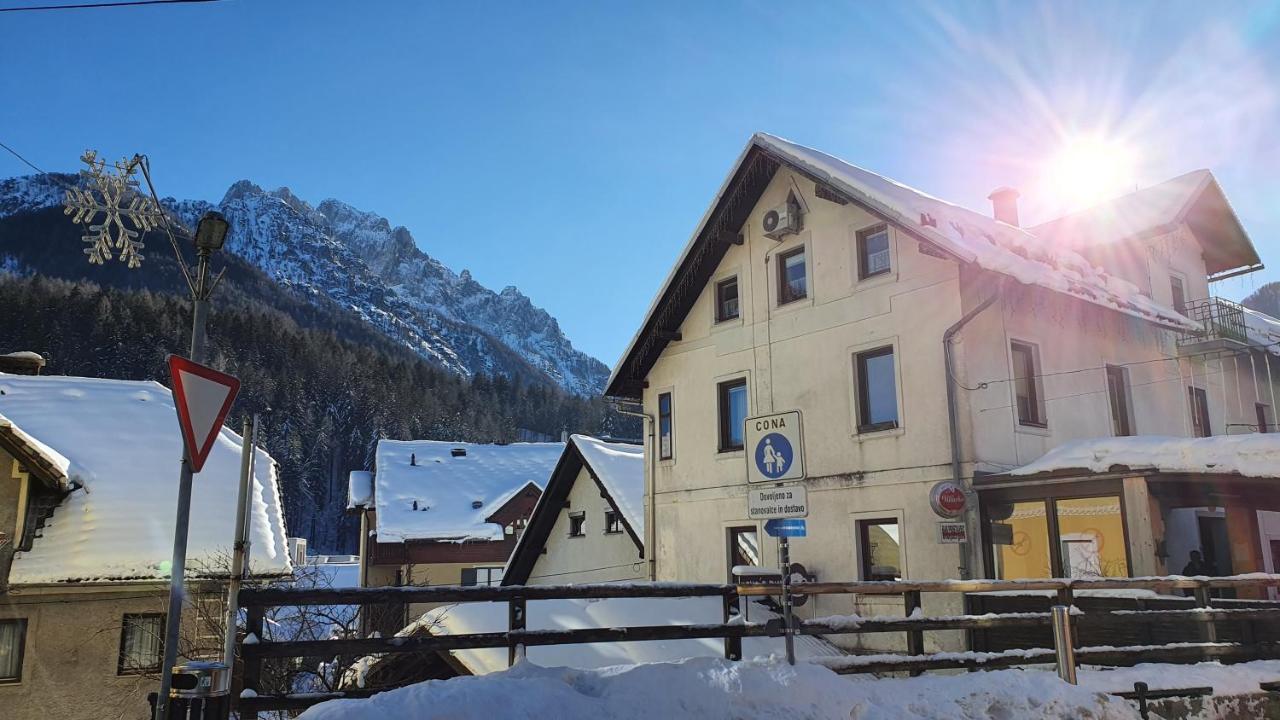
left=373, top=440, right=562, bottom=542
left=0, top=373, right=290, bottom=583
left=301, top=657, right=1138, bottom=720
left=571, top=435, right=644, bottom=537
left=1008, top=434, right=1280, bottom=479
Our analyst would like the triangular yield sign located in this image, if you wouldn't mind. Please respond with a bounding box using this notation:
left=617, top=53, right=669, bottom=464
left=168, top=354, right=240, bottom=474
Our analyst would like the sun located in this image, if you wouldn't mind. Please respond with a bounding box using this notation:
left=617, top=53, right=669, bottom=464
left=1044, top=135, right=1138, bottom=213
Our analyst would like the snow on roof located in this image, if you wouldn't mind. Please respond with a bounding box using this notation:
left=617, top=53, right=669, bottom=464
left=1008, top=434, right=1280, bottom=479
left=1029, top=170, right=1214, bottom=249
left=347, top=470, right=373, bottom=510
left=0, top=373, right=291, bottom=584
left=398, top=594, right=841, bottom=676
left=1242, top=306, right=1280, bottom=356
left=373, top=440, right=562, bottom=542
left=753, top=134, right=1197, bottom=332
left=571, top=435, right=644, bottom=539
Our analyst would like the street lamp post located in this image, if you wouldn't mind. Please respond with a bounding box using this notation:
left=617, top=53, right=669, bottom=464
left=154, top=210, right=229, bottom=720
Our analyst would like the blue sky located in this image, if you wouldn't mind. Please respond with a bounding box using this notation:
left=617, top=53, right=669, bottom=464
left=3, top=1, right=1279, bottom=366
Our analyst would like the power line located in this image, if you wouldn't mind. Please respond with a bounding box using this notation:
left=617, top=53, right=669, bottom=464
left=0, top=0, right=222, bottom=12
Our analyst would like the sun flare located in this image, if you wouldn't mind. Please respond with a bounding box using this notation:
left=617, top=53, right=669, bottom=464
left=1044, top=136, right=1138, bottom=213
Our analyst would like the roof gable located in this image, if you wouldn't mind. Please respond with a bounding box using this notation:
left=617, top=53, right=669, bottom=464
left=606, top=133, right=1199, bottom=399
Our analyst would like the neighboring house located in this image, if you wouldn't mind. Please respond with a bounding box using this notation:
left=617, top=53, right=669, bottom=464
left=504, top=435, right=645, bottom=586
left=603, top=132, right=1278, bottom=641
left=347, top=440, right=559, bottom=635
left=0, top=373, right=291, bottom=720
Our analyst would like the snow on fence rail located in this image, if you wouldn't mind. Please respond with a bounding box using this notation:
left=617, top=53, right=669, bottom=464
left=234, top=575, right=1280, bottom=716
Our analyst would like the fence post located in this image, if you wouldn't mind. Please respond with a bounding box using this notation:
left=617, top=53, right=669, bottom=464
left=508, top=594, right=526, bottom=667
left=723, top=589, right=742, bottom=661
left=1051, top=605, right=1077, bottom=684
left=904, top=590, right=924, bottom=677
left=241, top=604, right=264, bottom=720
left=1193, top=582, right=1218, bottom=645
left=1056, top=585, right=1077, bottom=647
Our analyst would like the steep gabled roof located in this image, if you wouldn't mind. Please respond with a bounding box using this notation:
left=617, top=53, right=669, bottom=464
left=606, top=133, right=1199, bottom=399
left=1030, top=170, right=1261, bottom=277
left=503, top=435, right=644, bottom=585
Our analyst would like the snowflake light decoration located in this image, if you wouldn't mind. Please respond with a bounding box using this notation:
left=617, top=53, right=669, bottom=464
left=63, top=150, right=165, bottom=269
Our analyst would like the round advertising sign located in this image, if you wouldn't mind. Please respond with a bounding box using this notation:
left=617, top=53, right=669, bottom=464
left=930, top=481, right=967, bottom=518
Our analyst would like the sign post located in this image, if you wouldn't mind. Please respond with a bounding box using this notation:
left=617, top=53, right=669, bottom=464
left=156, top=355, right=240, bottom=719
left=763, top=518, right=806, bottom=665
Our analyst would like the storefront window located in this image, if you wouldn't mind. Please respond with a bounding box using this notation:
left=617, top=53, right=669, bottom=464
left=1054, top=496, right=1128, bottom=578
left=991, top=500, right=1052, bottom=580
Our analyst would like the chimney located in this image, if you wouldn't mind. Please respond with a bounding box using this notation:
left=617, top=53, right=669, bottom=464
left=987, top=187, right=1020, bottom=227
left=410, top=453, right=416, bottom=466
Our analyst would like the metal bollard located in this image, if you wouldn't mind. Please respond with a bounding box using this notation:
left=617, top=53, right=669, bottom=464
left=1051, top=605, right=1077, bottom=684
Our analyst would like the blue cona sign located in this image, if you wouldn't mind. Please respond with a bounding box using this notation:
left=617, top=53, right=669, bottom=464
left=744, top=411, right=805, bottom=484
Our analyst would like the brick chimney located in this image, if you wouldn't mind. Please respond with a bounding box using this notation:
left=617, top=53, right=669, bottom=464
left=987, top=187, right=1021, bottom=227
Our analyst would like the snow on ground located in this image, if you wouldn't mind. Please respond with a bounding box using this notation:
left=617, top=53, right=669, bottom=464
left=1007, top=433, right=1280, bottom=479
left=372, top=440, right=562, bottom=542
left=570, top=435, right=644, bottom=537
left=301, top=657, right=1141, bottom=720
left=1076, top=660, right=1280, bottom=696
left=0, top=373, right=290, bottom=583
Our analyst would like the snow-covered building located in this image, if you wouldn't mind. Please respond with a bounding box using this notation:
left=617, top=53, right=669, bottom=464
left=603, top=132, right=1277, bottom=647
left=347, top=440, right=559, bottom=634
left=504, top=435, right=646, bottom=586
left=0, top=373, right=290, bottom=720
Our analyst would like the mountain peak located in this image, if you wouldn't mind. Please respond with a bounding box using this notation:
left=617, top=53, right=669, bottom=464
left=221, top=179, right=264, bottom=205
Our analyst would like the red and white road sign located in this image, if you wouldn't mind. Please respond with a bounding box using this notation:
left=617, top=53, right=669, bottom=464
left=168, top=355, right=240, bottom=473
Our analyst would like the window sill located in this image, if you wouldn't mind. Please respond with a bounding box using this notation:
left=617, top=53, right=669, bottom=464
left=1015, top=422, right=1051, bottom=437
left=775, top=296, right=813, bottom=314
left=717, top=449, right=745, bottom=460
left=603, top=530, right=624, bottom=536
left=857, top=422, right=899, bottom=434
left=567, top=534, right=585, bottom=539
left=855, top=424, right=903, bottom=441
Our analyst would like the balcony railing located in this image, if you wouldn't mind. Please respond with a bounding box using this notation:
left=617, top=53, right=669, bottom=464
left=1178, top=297, right=1249, bottom=348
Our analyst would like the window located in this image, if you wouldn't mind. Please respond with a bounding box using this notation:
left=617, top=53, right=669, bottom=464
left=717, top=378, right=748, bottom=452
left=727, top=525, right=761, bottom=579
left=855, top=346, right=898, bottom=432
left=991, top=500, right=1052, bottom=580
left=1170, top=276, right=1187, bottom=315
left=858, top=519, right=902, bottom=581
left=118, top=614, right=164, bottom=675
left=1011, top=341, right=1046, bottom=427
left=658, top=392, right=674, bottom=460
left=1259, top=403, right=1271, bottom=434
left=857, top=225, right=891, bottom=279
left=0, top=619, right=25, bottom=683
left=1106, top=365, right=1133, bottom=436
left=604, top=510, right=623, bottom=534
left=461, top=567, right=503, bottom=587
left=715, top=276, right=740, bottom=322
left=990, top=496, right=1130, bottom=580
left=1189, top=386, right=1211, bottom=437
left=777, top=246, right=807, bottom=305
left=568, top=512, right=586, bottom=537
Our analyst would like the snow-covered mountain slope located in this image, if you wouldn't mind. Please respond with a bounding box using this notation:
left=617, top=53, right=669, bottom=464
left=0, top=174, right=608, bottom=394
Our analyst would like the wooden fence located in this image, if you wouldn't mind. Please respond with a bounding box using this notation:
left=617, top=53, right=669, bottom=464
left=235, top=575, right=1280, bottom=716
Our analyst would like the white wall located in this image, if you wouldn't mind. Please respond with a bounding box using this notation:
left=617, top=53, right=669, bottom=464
left=526, top=466, right=645, bottom=585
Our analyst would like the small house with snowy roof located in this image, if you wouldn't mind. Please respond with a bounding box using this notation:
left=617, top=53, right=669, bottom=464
left=503, top=435, right=646, bottom=586
left=603, top=132, right=1279, bottom=651
left=347, top=440, right=559, bottom=635
left=0, top=372, right=290, bottom=720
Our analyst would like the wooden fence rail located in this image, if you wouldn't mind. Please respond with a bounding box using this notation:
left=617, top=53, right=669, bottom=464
left=234, top=575, right=1280, bottom=716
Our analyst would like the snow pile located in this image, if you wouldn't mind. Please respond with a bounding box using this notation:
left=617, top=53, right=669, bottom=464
left=1008, top=434, right=1280, bottom=479
left=1029, top=170, right=1214, bottom=249
left=1077, top=659, right=1280, bottom=696
left=347, top=470, right=373, bottom=509
left=0, top=373, right=290, bottom=583
left=571, top=435, right=644, bottom=537
left=1242, top=305, right=1280, bottom=356
left=373, top=440, right=562, bottom=542
left=754, top=133, right=1196, bottom=332
left=302, top=657, right=1138, bottom=720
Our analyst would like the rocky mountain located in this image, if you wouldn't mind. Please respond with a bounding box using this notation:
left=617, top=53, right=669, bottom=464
left=0, top=173, right=608, bottom=395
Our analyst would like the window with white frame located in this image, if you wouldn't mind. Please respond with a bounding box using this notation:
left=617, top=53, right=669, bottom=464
left=461, top=566, right=503, bottom=587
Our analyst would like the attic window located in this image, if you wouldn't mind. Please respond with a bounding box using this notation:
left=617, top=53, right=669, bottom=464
left=451, top=448, right=467, bottom=458
left=568, top=512, right=586, bottom=537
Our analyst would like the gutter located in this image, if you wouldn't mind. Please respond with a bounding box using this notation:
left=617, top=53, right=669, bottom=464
left=944, top=276, right=1006, bottom=580
left=610, top=400, right=656, bottom=581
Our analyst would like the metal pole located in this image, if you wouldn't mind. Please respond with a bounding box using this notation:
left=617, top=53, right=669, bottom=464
left=222, top=415, right=256, bottom=666
left=156, top=249, right=212, bottom=720
left=1268, top=353, right=1278, bottom=431
left=779, top=536, right=795, bottom=666
left=1051, top=605, right=1077, bottom=684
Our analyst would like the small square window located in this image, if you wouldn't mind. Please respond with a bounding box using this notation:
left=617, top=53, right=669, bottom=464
left=858, top=519, right=902, bottom=581
left=715, top=277, right=740, bottom=323
left=777, top=246, right=807, bottom=305
left=658, top=392, right=674, bottom=460
left=726, top=526, right=761, bottom=581
left=568, top=512, right=586, bottom=537
left=717, top=378, right=748, bottom=452
left=118, top=614, right=164, bottom=676
left=857, top=225, right=891, bottom=279
left=461, top=567, right=503, bottom=587
left=604, top=510, right=623, bottom=534
left=0, top=619, right=26, bottom=683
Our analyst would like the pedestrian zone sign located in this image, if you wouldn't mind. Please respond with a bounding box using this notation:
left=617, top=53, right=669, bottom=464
left=745, top=411, right=805, bottom=484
